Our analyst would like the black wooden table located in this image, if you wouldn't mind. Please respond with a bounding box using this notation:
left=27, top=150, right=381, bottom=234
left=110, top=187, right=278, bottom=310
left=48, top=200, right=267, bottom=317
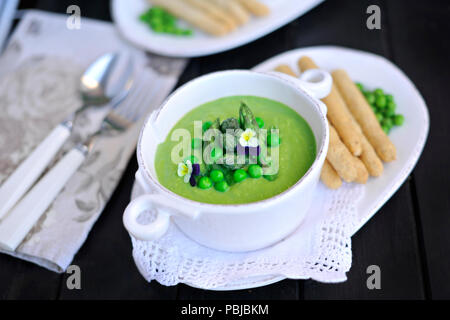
left=1, top=0, right=448, bottom=300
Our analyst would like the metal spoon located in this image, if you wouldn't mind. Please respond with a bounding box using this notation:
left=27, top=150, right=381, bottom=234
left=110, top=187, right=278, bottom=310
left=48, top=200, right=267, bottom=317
left=0, top=52, right=121, bottom=220
left=0, top=63, right=136, bottom=251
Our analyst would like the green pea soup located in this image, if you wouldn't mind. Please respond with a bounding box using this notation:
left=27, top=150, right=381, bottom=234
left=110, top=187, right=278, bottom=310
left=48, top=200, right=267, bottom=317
left=154, top=96, right=317, bottom=204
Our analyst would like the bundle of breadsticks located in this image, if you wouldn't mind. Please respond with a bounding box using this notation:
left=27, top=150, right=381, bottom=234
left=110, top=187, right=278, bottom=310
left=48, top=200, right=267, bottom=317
left=149, top=0, right=270, bottom=36
left=275, top=57, right=397, bottom=189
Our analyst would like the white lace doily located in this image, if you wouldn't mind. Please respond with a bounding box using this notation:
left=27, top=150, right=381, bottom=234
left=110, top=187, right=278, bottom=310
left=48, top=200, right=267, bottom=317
left=129, top=180, right=364, bottom=289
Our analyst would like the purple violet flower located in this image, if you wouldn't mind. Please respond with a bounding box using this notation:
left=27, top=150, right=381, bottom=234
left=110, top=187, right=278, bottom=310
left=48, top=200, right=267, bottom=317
left=189, top=175, right=196, bottom=187
left=192, top=163, right=200, bottom=176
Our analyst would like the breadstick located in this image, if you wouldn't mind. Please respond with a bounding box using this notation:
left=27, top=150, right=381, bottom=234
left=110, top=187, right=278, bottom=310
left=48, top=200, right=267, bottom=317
left=274, top=64, right=297, bottom=77
left=321, top=160, right=342, bottom=189
left=332, top=69, right=396, bottom=162
left=184, top=0, right=237, bottom=32
left=328, top=78, right=383, bottom=176
left=150, top=0, right=229, bottom=36
left=298, top=56, right=362, bottom=157
left=211, top=0, right=250, bottom=25
left=327, top=125, right=358, bottom=182
left=353, top=157, right=369, bottom=184
left=274, top=63, right=348, bottom=187
left=236, top=0, right=270, bottom=16
left=349, top=116, right=384, bottom=177
left=359, top=133, right=383, bottom=176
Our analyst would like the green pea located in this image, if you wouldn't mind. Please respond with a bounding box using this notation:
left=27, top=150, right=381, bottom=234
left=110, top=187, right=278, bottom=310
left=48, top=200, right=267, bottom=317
left=210, top=169, right=224, bottom=183
left=202, top=121, right=212, bottom=132
left=263, top=174, right=277, bottom=181
left=382, top=118, right=393, bottom=129
left=387, top=101, right=396, bottom=113
left=384, top=108, right=395, bottom=117
left=375, top=95, right=387, bottom=108
left=233, top=169, right=247, bottom=182
left=374, top=88, right=384, bottom=96
left=164, top=25, right=177, bottom=34
left=198, top=176, right=212, bottom=189
left=382, top=125, right=390, bottom=134
left=153, top=25, right=164, bottom=33
left=356, top=82, right=364, bottom=91
left=394, top=114, right=405, bottom=126
left=375, top=112, right=383, bottom=122
left=191, top=138, right=202, bottom=149
left=267, top=133, right=281, bottom=147
left=366, top=92, right=376, bottom=105
left=386, top=94, right=394, bottom=102
left=177, top=29, right=192, bottom=36
left=248, top=164, right=263, bottom=178
left=214, top=180, right=229, bottom=192
left=255, top=117, right=265, bottom=128
left=151, top=7, right=165, bottom=15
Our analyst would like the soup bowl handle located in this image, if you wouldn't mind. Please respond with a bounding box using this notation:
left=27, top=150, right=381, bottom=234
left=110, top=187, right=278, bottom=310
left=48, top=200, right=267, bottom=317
left=267, top=69, right=331, bottom=116
left=123, top=194, right=199, bottom=241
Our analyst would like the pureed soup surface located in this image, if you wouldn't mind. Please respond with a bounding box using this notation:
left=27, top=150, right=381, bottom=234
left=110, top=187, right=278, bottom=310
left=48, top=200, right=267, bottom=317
left=155, top=96, right=316, bottom=204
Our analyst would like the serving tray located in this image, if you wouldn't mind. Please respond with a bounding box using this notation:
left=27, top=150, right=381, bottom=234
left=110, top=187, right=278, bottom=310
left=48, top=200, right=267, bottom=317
left=111, top=0, right=325, bottom=57
left=131, top=46, right=429, bottom=291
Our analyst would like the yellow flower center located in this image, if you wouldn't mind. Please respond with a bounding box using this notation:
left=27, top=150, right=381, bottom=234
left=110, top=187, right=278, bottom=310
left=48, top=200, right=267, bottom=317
left=243, top=131, right=253, bottom=141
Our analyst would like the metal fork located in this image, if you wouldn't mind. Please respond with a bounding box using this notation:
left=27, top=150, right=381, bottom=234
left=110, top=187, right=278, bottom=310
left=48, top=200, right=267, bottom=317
left=0, top=73, right=153, bottom=251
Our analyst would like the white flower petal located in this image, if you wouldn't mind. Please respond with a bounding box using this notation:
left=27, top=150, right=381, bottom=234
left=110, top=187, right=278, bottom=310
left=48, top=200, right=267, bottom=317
left=239, top=128, right=259, bottom=148
left=184, top=173, right=191, bottom=183
left=186, top=160, right=193, bottom=174
left=239, top=136, right=248, bottom=147
left=177, top=163, right=188, bottom=177
left=248, top=137, right=259, bottom=148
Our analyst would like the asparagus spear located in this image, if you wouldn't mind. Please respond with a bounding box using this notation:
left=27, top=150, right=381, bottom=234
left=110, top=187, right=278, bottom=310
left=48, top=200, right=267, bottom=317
left=239, top=102, right=271, bottom=167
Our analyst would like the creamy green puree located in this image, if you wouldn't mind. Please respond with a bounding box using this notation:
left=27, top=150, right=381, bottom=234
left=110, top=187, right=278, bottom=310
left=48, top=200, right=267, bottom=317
left=155, top=96, right=316, bottom=204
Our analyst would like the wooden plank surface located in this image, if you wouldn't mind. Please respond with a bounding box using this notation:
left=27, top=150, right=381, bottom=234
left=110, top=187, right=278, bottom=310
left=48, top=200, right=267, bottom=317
left=385, top=0, right=450, bottom=299
left=0, top=253, right=61, bottom=299
left=304, top=183, right=425, bottom=299
left=177, top=281, right=299, bottom=300
left=284, top=0, right=426, bottom=299
left=0, top=0, right=447, bottom=299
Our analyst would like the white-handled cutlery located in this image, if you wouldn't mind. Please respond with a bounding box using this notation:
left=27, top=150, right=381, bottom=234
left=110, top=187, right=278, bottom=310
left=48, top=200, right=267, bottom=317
left=0, top=53, right=119, bottom=220
left=0, top=62, right=151, bottom=251
left=0, top=0, right=18, bottom=53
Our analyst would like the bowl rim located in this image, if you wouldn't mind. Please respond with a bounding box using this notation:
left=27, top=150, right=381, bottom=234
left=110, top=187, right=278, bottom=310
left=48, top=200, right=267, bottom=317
left=137, top=69, right=329, bottom=210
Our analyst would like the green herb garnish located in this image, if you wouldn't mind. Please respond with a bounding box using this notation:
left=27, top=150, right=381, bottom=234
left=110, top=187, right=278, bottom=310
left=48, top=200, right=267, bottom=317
left=176, top=102, right=279, bottom=192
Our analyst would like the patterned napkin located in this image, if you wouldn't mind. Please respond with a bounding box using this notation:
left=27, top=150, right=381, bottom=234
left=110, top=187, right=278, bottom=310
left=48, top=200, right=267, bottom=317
left=0, top=10, right=186, bottom=272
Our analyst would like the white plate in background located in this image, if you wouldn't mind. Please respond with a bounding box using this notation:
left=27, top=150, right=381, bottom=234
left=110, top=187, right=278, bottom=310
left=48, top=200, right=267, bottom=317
left=111, top=0, right=325, bottom=57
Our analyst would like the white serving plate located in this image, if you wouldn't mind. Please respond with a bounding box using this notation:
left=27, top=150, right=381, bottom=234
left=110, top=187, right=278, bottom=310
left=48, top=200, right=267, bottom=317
left=131, top=46, right=429, bottom=290
left=253, top=46, right=429, bottom=235
left=111, top=0, right=324, bottom=57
